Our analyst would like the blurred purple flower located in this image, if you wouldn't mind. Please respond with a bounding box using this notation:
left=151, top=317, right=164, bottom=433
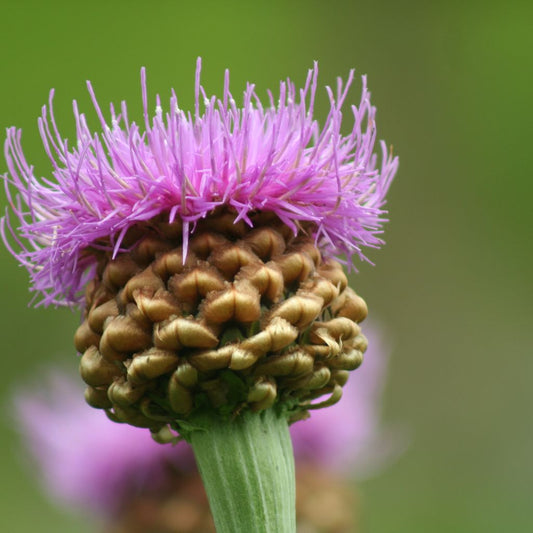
left=14, top=374, right=195, bottom=516
left=2, top=59, right=397, bottom=306
left=14, top=322, right=398, bottom=517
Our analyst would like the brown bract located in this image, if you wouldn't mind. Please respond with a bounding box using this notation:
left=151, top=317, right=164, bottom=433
left=75, top=210, right=368, bottom=434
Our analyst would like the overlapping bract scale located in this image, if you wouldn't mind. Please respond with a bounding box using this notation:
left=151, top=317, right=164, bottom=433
left=75, top=211, right=368, bottom=434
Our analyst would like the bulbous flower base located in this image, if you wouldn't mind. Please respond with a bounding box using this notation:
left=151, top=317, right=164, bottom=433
left=75, top=210, right=368, bottom=435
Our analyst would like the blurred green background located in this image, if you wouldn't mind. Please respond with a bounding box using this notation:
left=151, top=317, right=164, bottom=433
left=0, top=0, right=531, bottom=531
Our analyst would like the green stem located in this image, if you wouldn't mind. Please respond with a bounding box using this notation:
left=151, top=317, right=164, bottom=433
left=187, top=408, right=296, bottom=533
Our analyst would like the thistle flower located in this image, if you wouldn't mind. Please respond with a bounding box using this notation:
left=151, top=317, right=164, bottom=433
left=3, top=60, right=398, bottom=532
left=14, top=324, right=396, bottom=532
left=2, top=59, right=396, bottom=307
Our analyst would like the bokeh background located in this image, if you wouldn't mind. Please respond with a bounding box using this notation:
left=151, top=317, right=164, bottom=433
left=0, top=1, right=531, bottom=531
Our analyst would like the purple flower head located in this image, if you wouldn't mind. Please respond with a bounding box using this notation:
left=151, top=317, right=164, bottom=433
left=14, top=322, right=398, bottom=517
left=2, top=59, right=398, bottom=306
left=14, top=373, right=195, bottom=516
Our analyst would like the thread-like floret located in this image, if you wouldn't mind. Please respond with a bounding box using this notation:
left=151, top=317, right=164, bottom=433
left=2, top=59, right=397, bottom=306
